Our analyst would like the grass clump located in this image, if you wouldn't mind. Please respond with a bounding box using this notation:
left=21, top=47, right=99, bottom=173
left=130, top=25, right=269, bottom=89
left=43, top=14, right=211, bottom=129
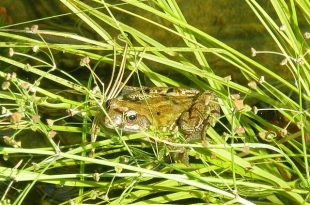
left=0, top=0, right=309, bottom=204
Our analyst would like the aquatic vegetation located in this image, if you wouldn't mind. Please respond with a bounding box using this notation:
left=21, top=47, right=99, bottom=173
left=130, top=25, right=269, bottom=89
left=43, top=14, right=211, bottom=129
left=0, top=0, right=309, bottom=204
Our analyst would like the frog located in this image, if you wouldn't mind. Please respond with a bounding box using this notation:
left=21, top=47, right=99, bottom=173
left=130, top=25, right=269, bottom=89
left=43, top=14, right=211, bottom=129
left=103, top=86, right=220, bottom=141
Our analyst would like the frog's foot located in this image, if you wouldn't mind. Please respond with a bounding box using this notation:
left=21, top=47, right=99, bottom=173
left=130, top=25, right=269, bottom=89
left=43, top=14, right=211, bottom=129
left=169, top=146, right=189, bottom=165
left=178, top=90, right=220, bottom=142
left=178, top=110, right=203, bottom=134
left=178, top=103, right=208, bottom=140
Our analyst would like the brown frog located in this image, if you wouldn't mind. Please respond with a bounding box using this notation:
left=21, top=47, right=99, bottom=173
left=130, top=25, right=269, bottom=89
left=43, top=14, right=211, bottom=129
left=103, top=86, right=220, bottom=140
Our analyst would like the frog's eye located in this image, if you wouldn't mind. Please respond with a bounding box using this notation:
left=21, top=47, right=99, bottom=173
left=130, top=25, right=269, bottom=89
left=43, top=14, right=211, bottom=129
left=125, top=110, right=137, bottom=122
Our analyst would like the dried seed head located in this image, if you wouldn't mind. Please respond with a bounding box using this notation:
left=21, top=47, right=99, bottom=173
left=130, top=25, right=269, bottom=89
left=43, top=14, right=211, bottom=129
left=92, top=85, right=100, bottom=94
left=258, top=131, right=267, bottom=140
left=259, top=131, right=276, bottom=142
left=248, top=81, right=257, bottom=90
left=251, top=47, right=257, bottom=57
left=3, top=153, right=9, bottom=161
left=210, top=152, right=217, bottom=160
left=230, top=94, right=240, bottom=100
left=1, top=107, right=6, bottom=114
left=235, top=126, right=245, bottom=135
left=5, top=73, right=11, bottom=80
left=10, top=112, right=22, bottom=123
left=258, top=76, right=265, bottom=84
left=5, top=72, right=16, bottom=81
left=32, top=45, right=39, bottom=52
left=297, top=121, right=304, bottom=129
left=2, top=81, right=10, bottom=90
left=279, top=25, right=287, bottom=31
left=48, top=130, right=57, bottom=138
left=114, top=165, right=123, bottom=173
left=20, top=82, right=30, bottom=90
left=3, top=136, right=10, bottom=145
left=233, top=99, right=244, bottom=111
left=11, top=72, right=16, bottom=79
left=29, top=85, right=37, bottom=93
left=93, top=172, right=100, bottom=182
left=9, top=48, right=14, bottom=57
left=31, top=24, right=39, bottom=33
left=89, top=190, right=99, bottom=200
left=279, top=128, right=288, bottom=137
left=224, top=75, right=232, bottom=81
left=80, top=56, right=90, bottom=67
left=280, top=58, right=288, bottom=66
left=253, top=106, right=258, bottom=114
left=24, top=63, right=31, bottom=71
left=241, top=145, right=250, bottom=154
left=32, top=115, right=41, bottom=123
left=14, top=141, right=21, bottom=148
left=67, top=109, right=80, bottom=116
left=3, top=136, right=21, bottom=148
left=32, top=162, right=40, bottom=171
left=242, top=104, right=252, bottom=112
left=46, top=119, right=54, bottom=126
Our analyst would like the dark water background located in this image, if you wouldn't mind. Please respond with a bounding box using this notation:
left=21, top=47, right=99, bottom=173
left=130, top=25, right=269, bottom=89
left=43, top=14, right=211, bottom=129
left=2, top=0, right=308, bottom=84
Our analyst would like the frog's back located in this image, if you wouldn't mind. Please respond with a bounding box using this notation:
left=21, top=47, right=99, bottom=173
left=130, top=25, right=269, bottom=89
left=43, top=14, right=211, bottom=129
left=144, top=96, right=195, bottom=130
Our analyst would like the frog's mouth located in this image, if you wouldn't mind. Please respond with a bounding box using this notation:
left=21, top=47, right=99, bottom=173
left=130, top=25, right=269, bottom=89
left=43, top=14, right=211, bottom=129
left=121, top=114, right=151, bottom=132
left=121, top=123, right=145, bottom=132
left=104, top=113, right=151, bottom=133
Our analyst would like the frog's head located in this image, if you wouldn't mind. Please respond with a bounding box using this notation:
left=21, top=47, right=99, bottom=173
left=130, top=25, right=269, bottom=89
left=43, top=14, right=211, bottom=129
left=104, top=99, right=151, bottom=132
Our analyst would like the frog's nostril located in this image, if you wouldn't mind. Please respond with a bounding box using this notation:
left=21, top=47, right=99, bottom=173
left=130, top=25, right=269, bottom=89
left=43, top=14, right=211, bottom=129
left=166, top=88, right=174, bottom=93
left=106, top=99, right=111, bottom=109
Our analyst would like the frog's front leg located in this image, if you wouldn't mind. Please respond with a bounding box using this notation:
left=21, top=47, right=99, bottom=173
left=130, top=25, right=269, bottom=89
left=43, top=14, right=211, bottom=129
left=178, top=91, right=220, bottom=141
